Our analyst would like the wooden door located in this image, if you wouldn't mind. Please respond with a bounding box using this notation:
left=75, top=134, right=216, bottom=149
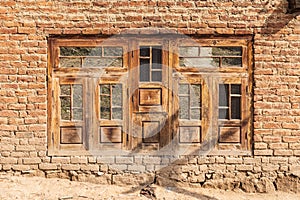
left=129, top=39, right=171, bottom=152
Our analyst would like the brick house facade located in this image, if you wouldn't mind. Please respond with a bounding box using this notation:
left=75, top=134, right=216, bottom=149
left=0, top=0, right=300, bottom=192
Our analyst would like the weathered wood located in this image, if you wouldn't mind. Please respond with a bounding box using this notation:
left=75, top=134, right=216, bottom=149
left=48, top=37, right=252, bottom=155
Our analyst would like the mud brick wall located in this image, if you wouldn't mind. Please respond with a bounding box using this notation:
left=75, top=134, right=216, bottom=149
left=0, top=0, right=300, bottom=193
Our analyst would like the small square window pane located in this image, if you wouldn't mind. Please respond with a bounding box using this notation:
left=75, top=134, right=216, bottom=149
left=152, top=71, right=162, bottom=82
left=219, top=108, right=229, bottom=119
left=73, top=108, right=83, bottom=120
left=179, top=46, right=199, bottom=57
left=231, top=84, right=241, bottom=95
left=179, top=84, right=189, bottom=95
left=60, top=58, right=81, bottom=68
left=222, top=57, right=242, bottom=67
left=140, top=46, right=150, bottom=57
left=191, top=108, right=201, bottom=120
left=100, top=109, right=110, bottom=120
left=109, top=58, right=123, bottom=67
left=100, top=85, right=110, bottom=94
left=112, top=108, right=123, bottom=120
left=60, top=85, right=71, bottom=95
left=103, top=47, right=123, bottom=57
left=200, top=47, right=213, bottom=56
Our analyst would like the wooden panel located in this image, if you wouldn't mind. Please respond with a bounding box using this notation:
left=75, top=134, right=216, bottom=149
left=142, top=121, right=160, bottom=143
left=219, top=126, right=241, bottom=143
left=139, top=88, right=162, bottom=106
left=179, top=126, right=201, bottom=143
left=60, top=127, right=82, bottom=144
left=100, top=126, right=122, bottom=143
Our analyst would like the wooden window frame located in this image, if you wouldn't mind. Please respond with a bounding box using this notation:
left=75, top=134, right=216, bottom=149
left=175, top=37, right=252, bottom=155
left=48, top=36, right=252, bottom=156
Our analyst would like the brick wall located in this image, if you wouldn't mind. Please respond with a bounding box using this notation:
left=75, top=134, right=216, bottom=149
left=0, top=0, right=300, bottom=192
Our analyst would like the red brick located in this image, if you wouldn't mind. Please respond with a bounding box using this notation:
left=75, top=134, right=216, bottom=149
left=282, top=136, right=300, bottom=143
left=263, top=136, right=281, bottom=143
left=254, top=150, right=273, bottom=156
left=274, top=150, right=293, bottom=156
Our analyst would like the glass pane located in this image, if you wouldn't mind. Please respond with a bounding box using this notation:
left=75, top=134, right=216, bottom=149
left=60, top=58, right=81, bottom=68
left=60, top=85, right=71, bottom=95
left=191, top=86, right=201, bottom=108
left=73, top=85, right=83, bottom=107
left=219, top=84, right=229, bottom=107
left=73, top=108, right=83, bottom=120
left=179, top=46, right=199, bottom=57
left=222, top=57, right=242, bottom=67
left=179, top=84, right=189, bottom=95
left=219, top=108, right=229, bottom=119
left=152, top=71, right=162, bottom=82
left=82, top=58, right=122, bottom=67
left=112, top=108, right=123, bottom=120
left=140, top=46, right=150, bottom=57
left=103, top=47, right=123, bottom=57
left=212, top=47, right=242, bottom=56
left=140, top=59, right=150, bottom=82
left=152, top=47, right=162, bottom=69
left=231, top=84, right=241, bottom=95
left=191, top=108, right=201, bottom=120
left=200, top=47, right=213, bottom=56
left=179, top=58, right=219, bottom=68
left=60, top=97, right=71, bottom=120
left=112, top=85, right=122, bottom=107
left=90, top=47, right=102, bottom=56
left=100, top=96, right=111, bottom=119
left=60, top=47, right=101, bottom=56
left=179, top=58, right=187, bottom=67
left=231, top=97, right=241, bottom=119
left=179, top=96, right=189, bottom=119
left=109, top=58, right=123, bottom=67
left=100, top=85, right=110, bottom=94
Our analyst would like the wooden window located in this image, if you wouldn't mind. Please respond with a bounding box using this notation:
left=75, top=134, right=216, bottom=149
left=60, top=84, right=83, bottom=121
left=99, top=84, right=123, bottom=120
left=178, top=84, right=201, bottom=120
left=59, top=46, right=123, bottom=68
left=139, top=46, right=162, bottom=82
left=179, top=46, right=242, bottom=68
left=176, top=38, right=252, bottom=154
left=48, top=36, right=252, bottom=155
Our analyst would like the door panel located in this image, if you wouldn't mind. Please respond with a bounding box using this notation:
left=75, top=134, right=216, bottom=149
left=129, top=40, right=171, bottom=152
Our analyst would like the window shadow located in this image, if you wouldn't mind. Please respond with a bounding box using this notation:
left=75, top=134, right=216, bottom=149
left=260, top=0, right=298, bottom=35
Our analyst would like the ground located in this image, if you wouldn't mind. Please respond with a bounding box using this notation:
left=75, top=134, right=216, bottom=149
left=0, top=175, right=299, bottom=200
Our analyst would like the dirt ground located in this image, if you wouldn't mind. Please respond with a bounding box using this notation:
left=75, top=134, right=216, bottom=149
left=0, top=175, right=299, bottom=200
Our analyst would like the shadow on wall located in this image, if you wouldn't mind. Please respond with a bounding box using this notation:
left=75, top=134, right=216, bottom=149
left=260, top=0, right=299, bottom=35
left=120, top=1, right=299, bottom=199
